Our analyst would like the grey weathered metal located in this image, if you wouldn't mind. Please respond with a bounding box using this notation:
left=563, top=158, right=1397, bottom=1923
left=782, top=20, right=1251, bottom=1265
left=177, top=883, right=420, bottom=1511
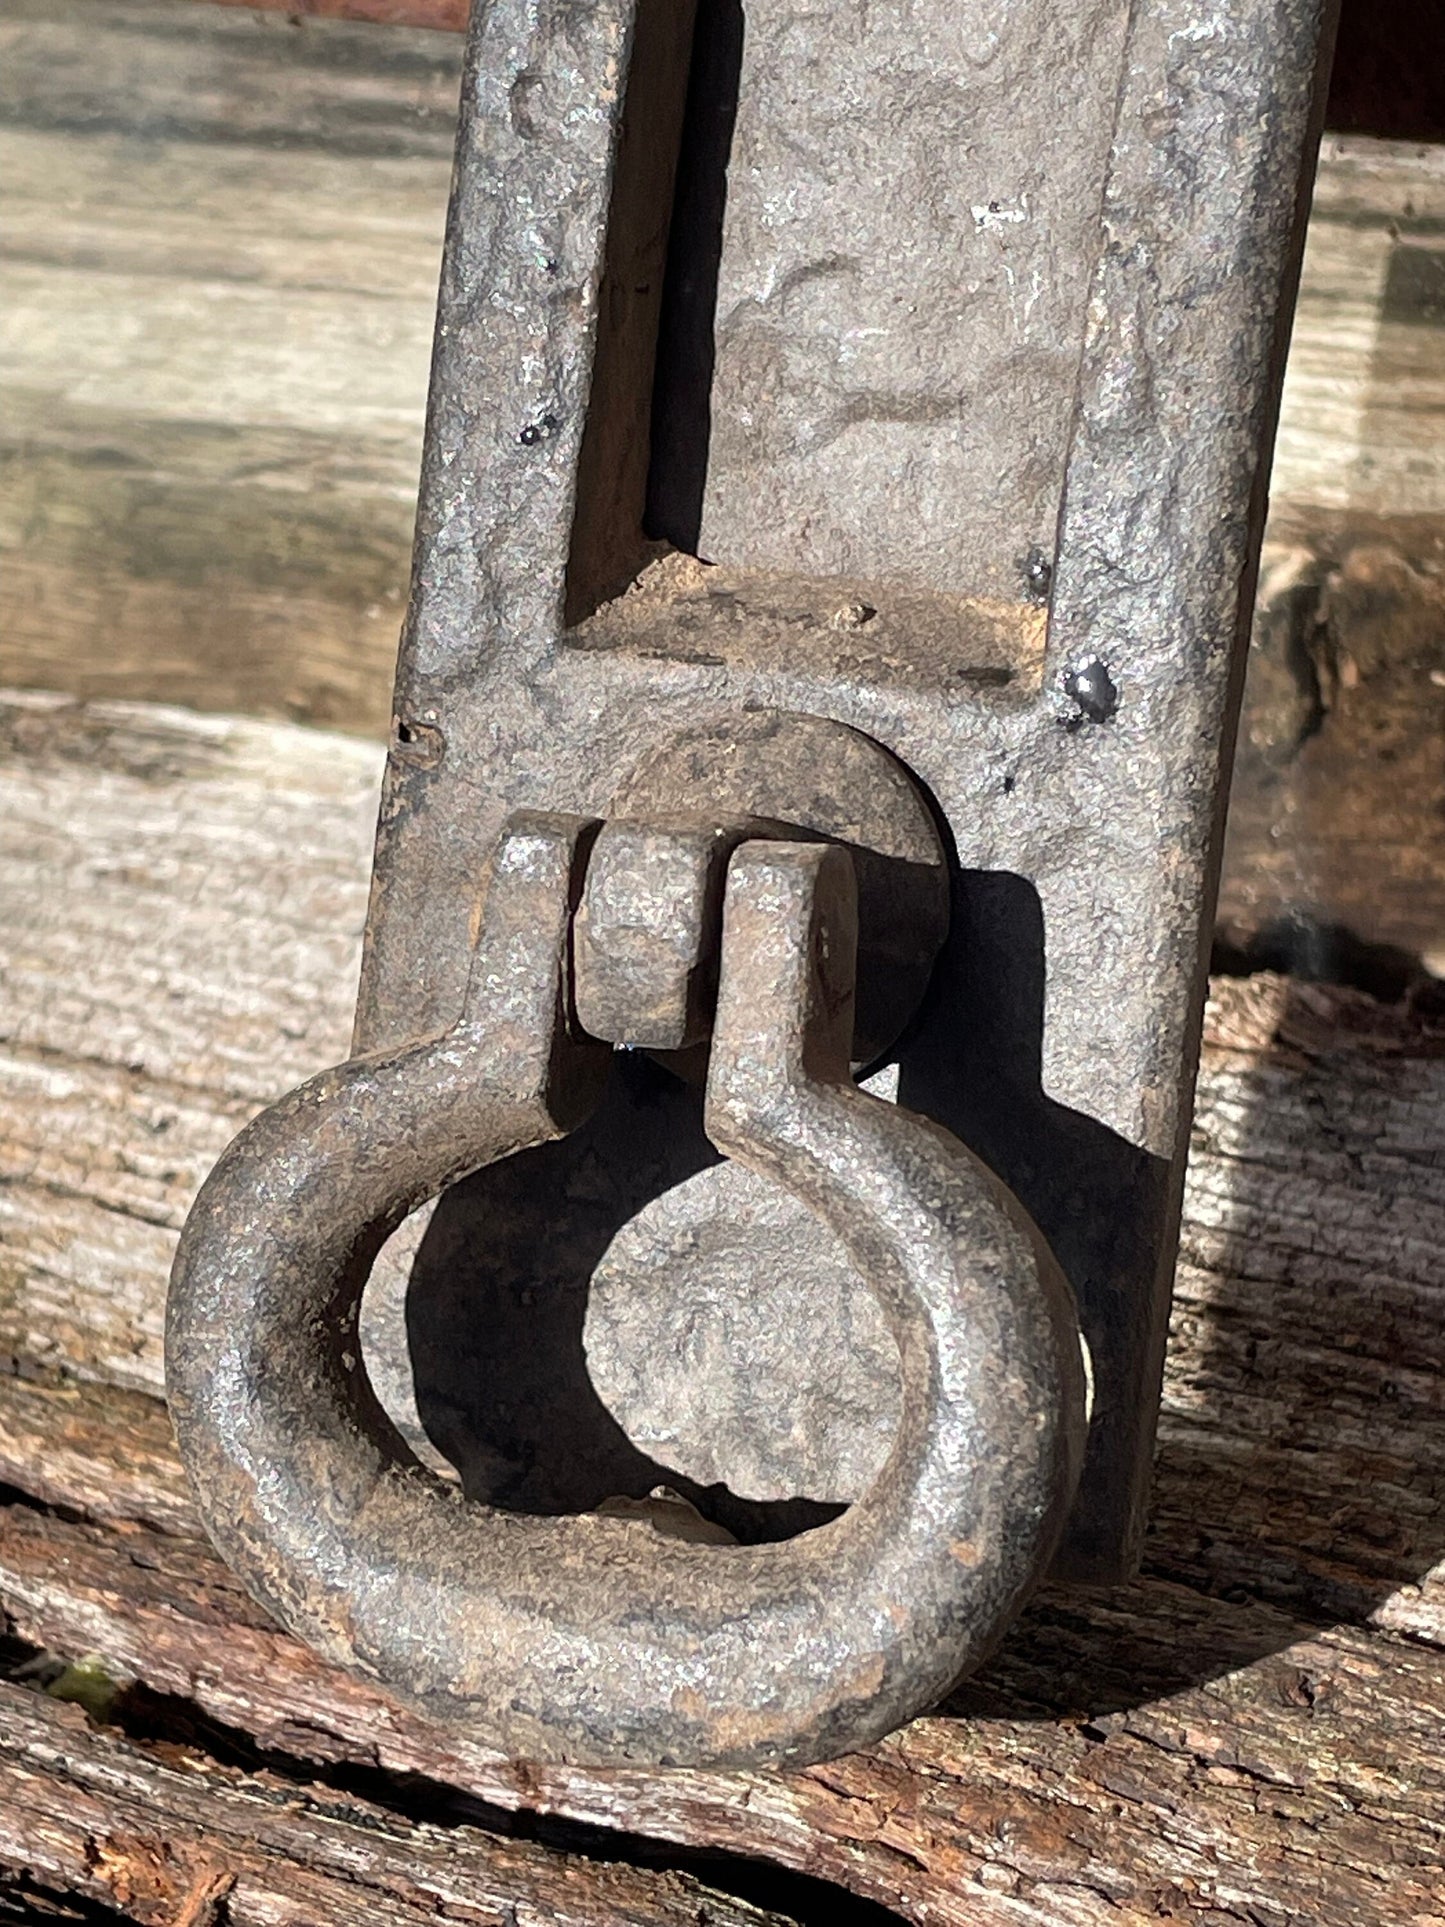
left=170, top=824, right=1083, bottom=1765
left=168, top=0, right=1339, bottom=1765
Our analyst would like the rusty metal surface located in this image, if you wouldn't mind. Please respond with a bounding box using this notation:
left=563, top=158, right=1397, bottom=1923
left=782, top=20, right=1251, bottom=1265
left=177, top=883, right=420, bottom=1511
left=352, top=0, right=1336, bottom=1580
left=587, top=712, right=951, bottom=1063
left=169, top=0, right=1338, bottom=1767
left=169, top=826, right=1083, bottom=1765
left=652, top=0, right=1133, bottom=605
left=576, top=816, right=752, bottom=1052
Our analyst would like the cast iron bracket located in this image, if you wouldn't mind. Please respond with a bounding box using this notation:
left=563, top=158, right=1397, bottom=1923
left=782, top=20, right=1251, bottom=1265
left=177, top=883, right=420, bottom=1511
left=168, top=0, right=1339, bottom=1767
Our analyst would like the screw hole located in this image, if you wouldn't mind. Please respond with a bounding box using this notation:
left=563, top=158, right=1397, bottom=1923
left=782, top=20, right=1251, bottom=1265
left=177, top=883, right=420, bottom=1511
left=391, top=718, right=446, bottom=770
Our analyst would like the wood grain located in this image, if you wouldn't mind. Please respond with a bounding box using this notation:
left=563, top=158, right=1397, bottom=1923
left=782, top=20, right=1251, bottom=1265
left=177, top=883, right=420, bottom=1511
left=2, top=1481, right=1443, bottom=1925
left=0, top=0, right=458, bottom=737
left=0, top=691, right=1440, bottom=1922
left=0, top=693, right=377, bottom=1391
left=205, top=0, right=467, bottom=26
left=0, top=1675, right=794, bottom=1927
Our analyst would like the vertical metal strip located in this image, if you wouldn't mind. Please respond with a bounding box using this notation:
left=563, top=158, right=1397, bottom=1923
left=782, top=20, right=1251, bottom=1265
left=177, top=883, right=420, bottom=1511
left=356, top=0, right=637, bottom=1052
left=1041, top=0, right=1340, bottom=1575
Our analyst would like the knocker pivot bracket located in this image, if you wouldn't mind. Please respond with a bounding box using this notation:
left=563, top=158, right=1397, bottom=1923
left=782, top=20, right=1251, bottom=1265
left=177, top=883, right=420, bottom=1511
left=167, top=0, right=1338, bottom=1765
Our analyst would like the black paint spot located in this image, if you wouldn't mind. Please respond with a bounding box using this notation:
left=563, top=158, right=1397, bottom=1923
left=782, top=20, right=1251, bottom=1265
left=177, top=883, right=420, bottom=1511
left=519, top=414, right=560, bottom=446
left=1020, top=545, right=1053, bottom=604
left=1062, top=656, right=1118, bottom=726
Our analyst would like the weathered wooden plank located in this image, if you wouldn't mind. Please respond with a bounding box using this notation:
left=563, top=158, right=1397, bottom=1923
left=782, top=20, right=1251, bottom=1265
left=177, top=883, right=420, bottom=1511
left=0, top=1375, right=198, bottom=1537
left=1, top=1369, right=1442, bottom=1924
left=0, top=693, right=376, bottom=1390
left=1269, top=138, right=1445, bottom=524
left=0, top=1678, right=794, bottom=1927
left=2, top=1442, right=1442, bottom=1923
left=0, top=691, right=449, bottom=1459
left=205, top=0, right=467, bottom=25
left=0, top=0, right=458, bottom=737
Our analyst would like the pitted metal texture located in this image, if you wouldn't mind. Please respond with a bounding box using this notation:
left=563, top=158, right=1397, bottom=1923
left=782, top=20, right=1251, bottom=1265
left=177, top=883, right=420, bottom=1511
left=166, top=0, right=1337, bottom=1770
left=168, top=817, right=1083, bottom=1767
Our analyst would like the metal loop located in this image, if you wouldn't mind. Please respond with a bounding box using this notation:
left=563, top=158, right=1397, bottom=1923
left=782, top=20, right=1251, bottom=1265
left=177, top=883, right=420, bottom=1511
left=167, top=817, right=1083, bottom=1768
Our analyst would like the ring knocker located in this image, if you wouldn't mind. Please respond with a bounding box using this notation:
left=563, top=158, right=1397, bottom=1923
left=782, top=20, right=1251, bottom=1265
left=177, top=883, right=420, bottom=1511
left=168, top=812, right=1084, bottom=1767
